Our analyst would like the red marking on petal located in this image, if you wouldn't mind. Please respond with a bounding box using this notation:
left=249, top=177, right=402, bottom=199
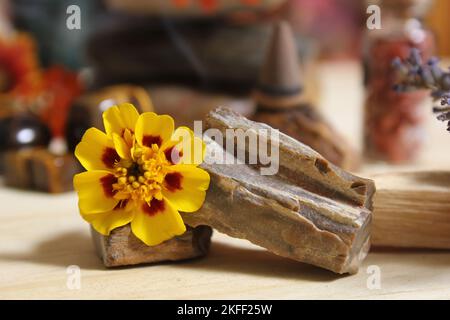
left=100, top=174, right=117, bottom=198
left=142, top=135, right=162, bottom=148
left=102, top=147, right=120, bottom=168
left=165, top=172, right=183, bottom=192
left=164, top=146, right=183, bottom=164
left=142, top=198, right=165, bottom=216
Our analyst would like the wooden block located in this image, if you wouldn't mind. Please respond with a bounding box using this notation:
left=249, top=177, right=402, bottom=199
left=372, top=171, right=450, bottom=249
left=91, top=225, right=212, bottom=267
left=181, top=108, right=375, bottom=274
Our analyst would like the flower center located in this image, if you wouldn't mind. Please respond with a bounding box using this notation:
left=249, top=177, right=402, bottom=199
left=112, top=144, right=170, bottom=202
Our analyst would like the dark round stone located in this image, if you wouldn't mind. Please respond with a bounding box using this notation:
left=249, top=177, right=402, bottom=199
left=4, top=113, right=51, bottom=149
left=0, top=117, right=13, bottom=150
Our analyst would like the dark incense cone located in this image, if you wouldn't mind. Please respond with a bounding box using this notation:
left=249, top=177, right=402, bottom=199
left=254, top=21, right=304, bottom=109
left=252, top=21, right=359, bottom=170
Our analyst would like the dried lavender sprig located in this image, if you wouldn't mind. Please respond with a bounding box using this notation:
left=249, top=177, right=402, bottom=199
left=393, top=48, right=450, bottom=131
left=392, top=48, right=450, bottom=98
left=441, top=95, right=450, bottom=106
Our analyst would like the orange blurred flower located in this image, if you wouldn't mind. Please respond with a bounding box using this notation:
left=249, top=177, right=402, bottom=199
left=0, top=33, right=40, bottom=97
left=38, top=66, right=83, bottom=138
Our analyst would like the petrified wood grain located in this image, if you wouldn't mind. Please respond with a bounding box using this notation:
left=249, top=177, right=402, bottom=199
left=181, top=107, right=375, bottom=274
left=372, top=171, right=450, bottom=249
left=92, top=225, right=212, bottom=267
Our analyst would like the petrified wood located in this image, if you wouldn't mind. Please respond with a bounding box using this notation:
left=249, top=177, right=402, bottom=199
left=181, top=107, right=375, bottom=274
left=372, top=171, right=450, bottom=249
left=92, top=225, right=212, bottom=267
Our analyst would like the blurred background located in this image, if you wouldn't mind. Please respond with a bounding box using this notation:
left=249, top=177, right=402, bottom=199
left=0, top=0, right=450, bottom=193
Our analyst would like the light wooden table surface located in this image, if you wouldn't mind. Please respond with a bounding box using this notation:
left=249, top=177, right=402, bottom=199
left=1, top=61, right=450, bottom=300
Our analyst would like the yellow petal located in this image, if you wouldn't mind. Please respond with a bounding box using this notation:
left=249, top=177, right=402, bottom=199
left=112, top=133, right=131, bottom=160
left=135, top=112, right=174, bottom=148
left=130, top=198, right=186, bottom=246
left=75, top=128, right=121, bottom=171
left=162, top=127, right=205, bottom=165
left=162, top=164, right=210, bottom=212
left=103, top=103, right=139, bottom=138
left=73, top=171, right=119, bottom=214
left=81, top=201, right=134, bottom=235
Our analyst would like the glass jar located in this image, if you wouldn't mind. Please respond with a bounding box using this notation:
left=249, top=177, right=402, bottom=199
left=363, top=1, right=435, bottom=163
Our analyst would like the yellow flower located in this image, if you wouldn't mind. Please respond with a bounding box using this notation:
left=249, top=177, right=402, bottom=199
left=73, top=103, right=210, bottom=246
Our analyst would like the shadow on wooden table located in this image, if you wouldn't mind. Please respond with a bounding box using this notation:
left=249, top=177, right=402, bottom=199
left=10, top=230, right=447, bottom=283
left=0, top=231, right=343, bottom=280
left=171, top=241, right=343, bottom=282
left=0, top=231, right=103, bottom=270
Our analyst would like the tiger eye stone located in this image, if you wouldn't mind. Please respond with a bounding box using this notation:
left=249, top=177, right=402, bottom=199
left=4, top=147, right=82, bottom=193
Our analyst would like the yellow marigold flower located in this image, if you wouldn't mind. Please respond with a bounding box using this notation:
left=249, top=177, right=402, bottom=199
left=73, top=103, right=210, bottom=246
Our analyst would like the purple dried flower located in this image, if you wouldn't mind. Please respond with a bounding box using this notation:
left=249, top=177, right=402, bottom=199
left=393, top=49, right=450, bottom=131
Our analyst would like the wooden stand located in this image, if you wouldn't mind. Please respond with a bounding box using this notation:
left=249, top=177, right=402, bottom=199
left=372, top=171, right=450, bottom=249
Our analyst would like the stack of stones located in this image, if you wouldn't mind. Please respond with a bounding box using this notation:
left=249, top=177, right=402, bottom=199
left=87, top=0, right=299, bottom=125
